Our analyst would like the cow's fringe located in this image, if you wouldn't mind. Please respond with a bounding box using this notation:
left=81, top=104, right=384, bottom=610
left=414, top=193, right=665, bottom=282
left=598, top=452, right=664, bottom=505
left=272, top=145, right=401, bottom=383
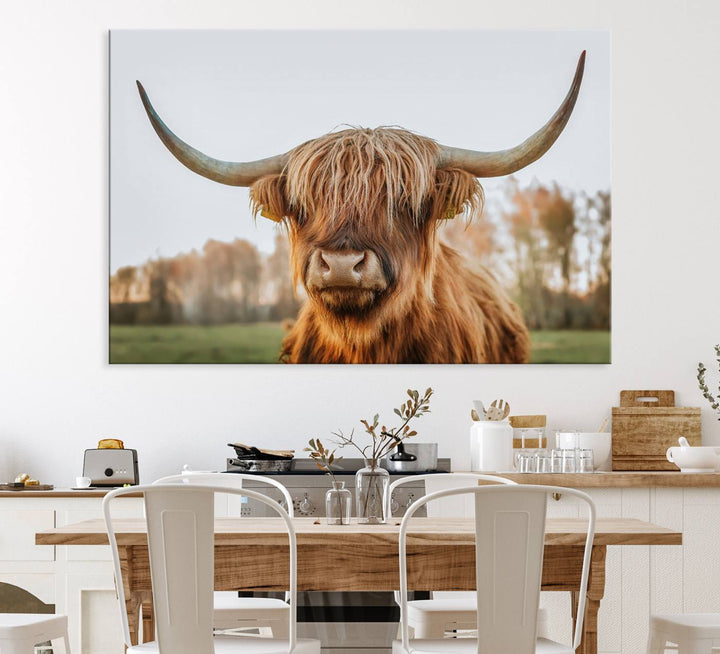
left=287, top=127, right=437, bottom=227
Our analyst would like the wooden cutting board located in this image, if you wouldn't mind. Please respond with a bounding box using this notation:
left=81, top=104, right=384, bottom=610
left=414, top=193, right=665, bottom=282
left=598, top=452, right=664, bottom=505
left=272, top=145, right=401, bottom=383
left=612, top=390, right=701, bottom=470
left=0, top=484, right=54, bottom=491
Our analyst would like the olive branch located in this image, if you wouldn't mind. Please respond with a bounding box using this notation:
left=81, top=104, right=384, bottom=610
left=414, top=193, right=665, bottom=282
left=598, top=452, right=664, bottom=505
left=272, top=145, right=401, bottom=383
left=697, top=344, right=720, bottom=420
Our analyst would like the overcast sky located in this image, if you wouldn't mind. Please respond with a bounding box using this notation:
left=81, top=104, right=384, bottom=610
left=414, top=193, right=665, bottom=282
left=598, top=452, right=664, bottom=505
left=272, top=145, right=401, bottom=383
left=110, top=29, right=610, bottom=273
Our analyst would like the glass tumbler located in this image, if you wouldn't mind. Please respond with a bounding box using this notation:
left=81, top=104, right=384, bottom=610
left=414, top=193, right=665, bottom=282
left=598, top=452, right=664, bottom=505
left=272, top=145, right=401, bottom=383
left=536, top=450, right=551, bottom=473
left=578, top=449, right=595, bottom=473
left=518, top=451, right=537, bottom=473
left=532, top=427, right=546, bottom=449
left=561, top=449, right=577, bottom=473
left=514, top=448, right=530, bottom=472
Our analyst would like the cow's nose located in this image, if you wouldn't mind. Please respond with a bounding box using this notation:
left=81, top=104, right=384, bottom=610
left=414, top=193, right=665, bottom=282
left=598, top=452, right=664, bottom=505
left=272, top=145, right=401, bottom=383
left=319, top=250, right=367, bottom=285
left=307, top=249, right=385, bottom=290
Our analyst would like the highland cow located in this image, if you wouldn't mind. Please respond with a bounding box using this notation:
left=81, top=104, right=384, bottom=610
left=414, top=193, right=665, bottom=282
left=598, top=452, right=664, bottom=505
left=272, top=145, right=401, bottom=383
left=137, top=52, right=585, bottom=363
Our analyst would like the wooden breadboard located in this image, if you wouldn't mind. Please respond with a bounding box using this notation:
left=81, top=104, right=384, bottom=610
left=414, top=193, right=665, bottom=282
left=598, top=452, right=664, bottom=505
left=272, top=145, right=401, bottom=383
left=612, top=390, right=701, bottom=470
left=0, top=484, right=54, bottom=491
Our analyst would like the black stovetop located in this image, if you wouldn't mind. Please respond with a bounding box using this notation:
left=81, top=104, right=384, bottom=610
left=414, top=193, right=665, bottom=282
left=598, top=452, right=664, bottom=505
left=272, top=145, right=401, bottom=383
left=225, top=457, right=451, bottom=476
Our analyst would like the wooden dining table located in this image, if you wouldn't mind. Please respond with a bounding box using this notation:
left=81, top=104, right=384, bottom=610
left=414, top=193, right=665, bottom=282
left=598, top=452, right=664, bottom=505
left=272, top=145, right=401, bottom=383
left=36, top=516, right=681, bottom=654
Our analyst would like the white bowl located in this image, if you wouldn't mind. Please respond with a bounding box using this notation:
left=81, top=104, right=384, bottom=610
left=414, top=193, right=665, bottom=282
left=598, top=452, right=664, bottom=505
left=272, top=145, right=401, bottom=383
left=666, top=446, right=720, bottom=472
left=555, top=432, right=612, bottom=471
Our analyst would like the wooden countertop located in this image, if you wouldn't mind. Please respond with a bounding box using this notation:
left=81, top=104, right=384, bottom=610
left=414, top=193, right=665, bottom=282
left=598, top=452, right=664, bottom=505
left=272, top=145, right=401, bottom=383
left=459, top=471, right=720, bottom=487
left=0, top=488, right=139, bottom=498
left=3, top=471, right=720, bottom=497
left=36, top=516, right=681, bottom=547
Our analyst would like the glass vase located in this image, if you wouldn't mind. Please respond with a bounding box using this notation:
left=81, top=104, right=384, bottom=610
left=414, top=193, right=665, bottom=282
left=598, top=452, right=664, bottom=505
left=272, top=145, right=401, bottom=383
left=355, top=464, right=389, bottom=524
left=325, top=481, right=352, bottom=525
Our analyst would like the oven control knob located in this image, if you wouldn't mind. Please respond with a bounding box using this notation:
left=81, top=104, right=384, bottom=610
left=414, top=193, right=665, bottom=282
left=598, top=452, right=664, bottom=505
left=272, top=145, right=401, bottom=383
left=390, top=496, right=400, bottom=514
left=298, top=493, right=314, bottom=515
left=104, top=468, right=114, bottom=477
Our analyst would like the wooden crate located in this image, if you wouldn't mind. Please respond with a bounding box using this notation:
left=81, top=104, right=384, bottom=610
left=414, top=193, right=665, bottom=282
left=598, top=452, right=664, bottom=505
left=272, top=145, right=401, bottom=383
left=612, top=390, right=701, bottom=470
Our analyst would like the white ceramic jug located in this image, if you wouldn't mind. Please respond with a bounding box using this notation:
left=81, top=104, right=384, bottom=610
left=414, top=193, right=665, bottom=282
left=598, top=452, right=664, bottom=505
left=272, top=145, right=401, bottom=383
left=470, top=420, right=514, bottom=471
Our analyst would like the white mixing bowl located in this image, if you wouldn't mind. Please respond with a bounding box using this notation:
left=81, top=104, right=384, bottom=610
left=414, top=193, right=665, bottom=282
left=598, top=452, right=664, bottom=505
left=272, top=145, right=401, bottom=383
left=666, top=446, right=720, bottom=472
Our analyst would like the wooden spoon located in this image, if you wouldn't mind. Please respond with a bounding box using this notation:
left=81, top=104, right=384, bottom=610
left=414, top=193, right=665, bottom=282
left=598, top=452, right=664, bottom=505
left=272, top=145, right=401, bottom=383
left=487, top=399, right=511, bottom=421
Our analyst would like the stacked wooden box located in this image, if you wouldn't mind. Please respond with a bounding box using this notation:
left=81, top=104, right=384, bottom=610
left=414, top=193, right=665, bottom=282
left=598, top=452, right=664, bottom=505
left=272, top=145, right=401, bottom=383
left=612, top=390, right=701, bottom=471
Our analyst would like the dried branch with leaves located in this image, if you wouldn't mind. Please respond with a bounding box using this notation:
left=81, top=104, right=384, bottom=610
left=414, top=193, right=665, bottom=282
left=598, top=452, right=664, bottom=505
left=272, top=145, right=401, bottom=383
left=698, top=344, right=720, bottom=420
left=304, top=438, right=343, bottom=482
left=331, top=388, right=434, bottom=467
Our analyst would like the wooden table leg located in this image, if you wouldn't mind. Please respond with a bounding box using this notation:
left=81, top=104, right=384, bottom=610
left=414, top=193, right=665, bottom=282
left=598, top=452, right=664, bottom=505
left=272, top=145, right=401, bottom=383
left=125, top=592, right=141, bottom=647
left=140, top=591, right=154, bottom=642
left=119, top=545, right=155, bottom=646
left=572, top=545, right=606, bottom=654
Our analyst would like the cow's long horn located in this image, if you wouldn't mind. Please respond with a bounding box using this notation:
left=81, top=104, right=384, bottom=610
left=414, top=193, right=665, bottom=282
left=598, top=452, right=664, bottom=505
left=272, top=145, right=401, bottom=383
left=437, top=51, right=586, bottom=178
left=136, top=81, right=288, bottom=186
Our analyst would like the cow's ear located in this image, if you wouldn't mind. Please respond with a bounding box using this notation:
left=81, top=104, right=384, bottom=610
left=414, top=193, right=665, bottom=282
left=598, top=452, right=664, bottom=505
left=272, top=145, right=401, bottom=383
left=249, top=175, right=289, bottom=223
left=260, top=206, right=282, bottom=223
left=433, top=169, right=484, bottom=221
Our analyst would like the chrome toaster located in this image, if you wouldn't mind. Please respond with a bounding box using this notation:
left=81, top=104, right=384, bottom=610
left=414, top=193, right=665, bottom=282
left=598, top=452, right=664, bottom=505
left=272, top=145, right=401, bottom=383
left=82, top=449, right=139, bottom=486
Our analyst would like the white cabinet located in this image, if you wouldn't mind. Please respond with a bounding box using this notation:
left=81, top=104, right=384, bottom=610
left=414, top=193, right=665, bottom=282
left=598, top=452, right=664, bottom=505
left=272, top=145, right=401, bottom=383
left=0, top=494, right=142, bottom=654
left=0, top=510, right=55, bottom=561
left=540, top=486, right=720, bottom=654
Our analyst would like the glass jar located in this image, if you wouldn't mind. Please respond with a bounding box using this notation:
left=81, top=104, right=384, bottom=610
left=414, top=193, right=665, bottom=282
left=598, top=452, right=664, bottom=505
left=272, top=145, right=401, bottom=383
left=325, top=481, right=352, bottom=525
left=355, top=465, right=390, bottom=524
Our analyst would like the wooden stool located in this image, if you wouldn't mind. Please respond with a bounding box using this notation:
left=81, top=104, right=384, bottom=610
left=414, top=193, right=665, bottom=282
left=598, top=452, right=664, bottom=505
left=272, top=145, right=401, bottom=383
left=647, top=614, right=720, bottom=653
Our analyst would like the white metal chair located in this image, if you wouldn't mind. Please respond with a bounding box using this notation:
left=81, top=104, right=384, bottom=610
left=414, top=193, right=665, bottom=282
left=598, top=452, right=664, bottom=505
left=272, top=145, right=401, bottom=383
left=153, top=472, right=292, bottom=637
left=647, top=614, right=720, bottom=653
left=387, top=473, right=522, bottom=638
left=103, top=483, right=320, bottom=654
left=393, top=484, right=596, bottom=654
left=0, top=614, right=70, bottom=654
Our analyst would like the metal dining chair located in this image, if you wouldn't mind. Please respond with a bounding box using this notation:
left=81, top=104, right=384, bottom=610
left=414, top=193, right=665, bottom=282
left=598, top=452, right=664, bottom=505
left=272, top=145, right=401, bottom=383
left=153, top=472, right=293, bottom=638
left=647, top=613, right=720, bottom=653
left=386, top=473, right=523, bottom=639
left=393, top=484, right=596, bottom=654
left=0, top=613, right=70, bottom=654
left=103, top=483, right=320, bottom=654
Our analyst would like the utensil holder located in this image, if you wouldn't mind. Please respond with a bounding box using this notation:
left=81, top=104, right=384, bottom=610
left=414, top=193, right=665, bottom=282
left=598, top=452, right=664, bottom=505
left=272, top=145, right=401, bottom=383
left=470, top=420, right=513, bottom=472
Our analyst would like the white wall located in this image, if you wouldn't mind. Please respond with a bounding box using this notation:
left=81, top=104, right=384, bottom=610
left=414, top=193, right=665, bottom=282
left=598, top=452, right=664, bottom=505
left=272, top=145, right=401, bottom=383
left=0, top=0, right=718, bottom=486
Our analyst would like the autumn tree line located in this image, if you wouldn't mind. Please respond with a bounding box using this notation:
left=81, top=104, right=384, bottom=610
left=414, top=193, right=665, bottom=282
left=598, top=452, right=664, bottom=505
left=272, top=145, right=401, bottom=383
left=110, top=179, right=611, bottom=330
left=110, top=234, right=300, bottom=325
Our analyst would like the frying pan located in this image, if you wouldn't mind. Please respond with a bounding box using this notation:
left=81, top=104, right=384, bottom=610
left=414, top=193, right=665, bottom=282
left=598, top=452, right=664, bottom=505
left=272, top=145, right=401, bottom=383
left=227, top=458, right=293, bottom=472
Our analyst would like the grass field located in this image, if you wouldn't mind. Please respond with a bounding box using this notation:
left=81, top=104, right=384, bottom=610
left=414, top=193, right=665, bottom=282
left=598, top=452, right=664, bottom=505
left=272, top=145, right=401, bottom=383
left=528, top=330, right=610, bottom=364
left=110, top=323, right=610, bottom=364
left=110, top=323, right=287, bottom=364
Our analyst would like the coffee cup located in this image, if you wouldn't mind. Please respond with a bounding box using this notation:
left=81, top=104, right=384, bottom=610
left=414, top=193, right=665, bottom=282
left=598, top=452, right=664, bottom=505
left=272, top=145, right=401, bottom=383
left=75, top=476, right=92, bottom=488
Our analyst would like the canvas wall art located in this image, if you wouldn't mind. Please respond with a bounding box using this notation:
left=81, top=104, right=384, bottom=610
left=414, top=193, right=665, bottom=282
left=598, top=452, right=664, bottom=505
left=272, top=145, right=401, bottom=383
left=109, top=30, right=610, bottom=364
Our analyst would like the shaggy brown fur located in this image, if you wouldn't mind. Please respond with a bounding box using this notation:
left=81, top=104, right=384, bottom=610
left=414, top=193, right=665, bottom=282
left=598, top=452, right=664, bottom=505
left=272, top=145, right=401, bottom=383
left=249, top=127, right=530, bottom=364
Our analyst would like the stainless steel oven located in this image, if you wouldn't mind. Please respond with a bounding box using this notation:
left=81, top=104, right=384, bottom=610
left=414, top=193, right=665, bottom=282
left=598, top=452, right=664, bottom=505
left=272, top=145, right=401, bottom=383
left=224, top=457, right=450, bottom=654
